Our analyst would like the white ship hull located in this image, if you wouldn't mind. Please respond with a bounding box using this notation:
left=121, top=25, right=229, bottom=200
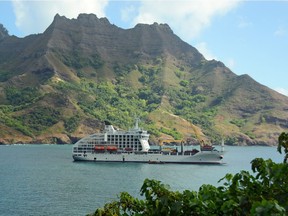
left=73, top=151, right=224, bottom=164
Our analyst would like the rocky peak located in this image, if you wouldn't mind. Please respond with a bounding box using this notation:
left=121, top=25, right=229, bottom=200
left=52, top=13, right=69, bottom=24
left=77, top=13, right=111, bottom=26
left=134, top=22, right=173, bottom=34
left=51, top=13, right=112, bottom=29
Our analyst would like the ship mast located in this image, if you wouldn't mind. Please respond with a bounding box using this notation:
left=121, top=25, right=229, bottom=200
left=135, top=117, right=139, bottom=129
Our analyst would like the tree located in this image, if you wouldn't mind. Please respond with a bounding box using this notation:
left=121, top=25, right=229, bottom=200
left=278, top=132, right=288, bottom=163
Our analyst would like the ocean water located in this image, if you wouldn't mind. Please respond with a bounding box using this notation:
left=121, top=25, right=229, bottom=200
left=0, top=144, right=283, bottom=216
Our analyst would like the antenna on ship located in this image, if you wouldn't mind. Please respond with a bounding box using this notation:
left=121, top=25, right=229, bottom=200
left=134, top=116, right=140, bottom=130
left=221, top=138, right=225, bottom=152
left=134, top=115, right=140, bottom=130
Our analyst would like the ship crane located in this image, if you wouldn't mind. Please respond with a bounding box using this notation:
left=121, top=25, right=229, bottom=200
left=190, top=123, right=214, bottom=151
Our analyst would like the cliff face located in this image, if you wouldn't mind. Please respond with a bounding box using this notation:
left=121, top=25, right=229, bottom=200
left=0, top=14, right=287, bottom=145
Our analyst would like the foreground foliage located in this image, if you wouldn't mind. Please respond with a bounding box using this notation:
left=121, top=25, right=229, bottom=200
left=88, top=132, right=288, bottom=216
left=278, top=132, right=288, bottom=163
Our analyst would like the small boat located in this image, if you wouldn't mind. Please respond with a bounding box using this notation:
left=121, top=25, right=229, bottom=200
left=72, top=119, right=224, bottom=164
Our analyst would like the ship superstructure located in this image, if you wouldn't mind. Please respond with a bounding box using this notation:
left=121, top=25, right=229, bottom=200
left=73, top=118, right=149, bottom=156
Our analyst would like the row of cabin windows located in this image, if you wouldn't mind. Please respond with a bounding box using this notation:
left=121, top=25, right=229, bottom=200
left=107, top=135, right=139, bottom=139
left=81, top=136, right=142, bottom=145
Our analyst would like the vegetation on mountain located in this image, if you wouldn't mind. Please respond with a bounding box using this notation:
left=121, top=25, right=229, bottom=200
left=0, top=14, right=287, bottom=145
left=88, top=133, right=288, bottom=216
left=5, top=86, right=42, bottom=106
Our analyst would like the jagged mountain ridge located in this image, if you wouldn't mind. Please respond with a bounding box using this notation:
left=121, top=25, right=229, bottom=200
left=0, top=13, right=287, bottom=145
left=47, top=14, right=203, bottom=61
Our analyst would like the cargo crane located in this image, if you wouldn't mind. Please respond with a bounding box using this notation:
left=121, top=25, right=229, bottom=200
left=190, top=123, right=214, bottom=151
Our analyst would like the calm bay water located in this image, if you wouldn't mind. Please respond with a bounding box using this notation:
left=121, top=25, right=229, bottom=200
left=0, top=144, right=283, bottom=216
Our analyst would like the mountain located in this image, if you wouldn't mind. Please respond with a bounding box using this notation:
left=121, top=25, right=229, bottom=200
left=0, top=13, right=287, bottom=145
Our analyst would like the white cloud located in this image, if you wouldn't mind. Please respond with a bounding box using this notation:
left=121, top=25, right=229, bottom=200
left=274, top=88, right=288, bottom=96
left=132, top=0, right=241, bottom=41
left=195, top=42, right=216, bottom=60
left=12, top=0, right=109, bottom=36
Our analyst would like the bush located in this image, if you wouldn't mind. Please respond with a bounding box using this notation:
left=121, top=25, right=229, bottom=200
left=18, top=107, right=60, bottom=132
left=179, top=80, right=189, bottom=87
left=64, top=115, right=80, bottom=133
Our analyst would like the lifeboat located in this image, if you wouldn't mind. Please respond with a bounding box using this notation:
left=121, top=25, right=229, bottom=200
left=94, top=146, right=105, bottom=151
left=107, top=146, right=117, bottom=151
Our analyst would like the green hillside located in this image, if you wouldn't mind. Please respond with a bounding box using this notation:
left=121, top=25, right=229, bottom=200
left=0, top=14, right=287, bottom=145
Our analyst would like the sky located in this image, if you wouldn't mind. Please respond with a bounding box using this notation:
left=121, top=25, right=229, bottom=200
left=0, top=0, right=287, bottom=96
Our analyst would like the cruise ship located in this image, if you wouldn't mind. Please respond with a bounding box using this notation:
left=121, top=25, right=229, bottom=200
left=72, top=119, right=224, bottom=164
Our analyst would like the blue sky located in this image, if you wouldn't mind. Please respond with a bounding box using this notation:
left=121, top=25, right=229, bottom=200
left=0, top=0, right=287, bottom=96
